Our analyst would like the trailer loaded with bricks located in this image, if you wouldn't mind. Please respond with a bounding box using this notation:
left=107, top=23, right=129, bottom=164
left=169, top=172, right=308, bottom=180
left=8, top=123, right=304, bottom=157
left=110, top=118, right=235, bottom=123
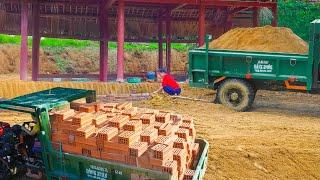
left=0, top=87, right=208, bottom=179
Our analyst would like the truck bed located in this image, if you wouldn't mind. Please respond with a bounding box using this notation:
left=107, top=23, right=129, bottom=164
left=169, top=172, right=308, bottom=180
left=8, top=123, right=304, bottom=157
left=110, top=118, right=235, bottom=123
left=188, top=48, right=312, bottom=90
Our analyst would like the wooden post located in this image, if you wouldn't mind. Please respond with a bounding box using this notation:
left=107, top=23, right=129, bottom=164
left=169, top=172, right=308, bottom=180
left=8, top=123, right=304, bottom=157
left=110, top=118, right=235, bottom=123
left=20, top=0, right=28, bottom=81
left=99, top=1, right=108, bottom=82
left=158, top=19, right=163, bottom=69
left=165, top=18, right=171, bottom=74
left=117, top=0, right=125, bottom=82
left=225, top=14, right=233, bottom=31
left=32, top=0, right=40, bottom=81
left=271, top=5, right=278, bottom=27
left=198, top=3, right=205, bottom=46
left=253, top=7, right=259, bottom=27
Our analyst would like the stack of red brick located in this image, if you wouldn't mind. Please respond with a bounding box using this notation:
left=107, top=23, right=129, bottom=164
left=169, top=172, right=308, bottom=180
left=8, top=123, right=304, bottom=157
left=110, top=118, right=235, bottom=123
left=50, top=101, right=200, bottom=180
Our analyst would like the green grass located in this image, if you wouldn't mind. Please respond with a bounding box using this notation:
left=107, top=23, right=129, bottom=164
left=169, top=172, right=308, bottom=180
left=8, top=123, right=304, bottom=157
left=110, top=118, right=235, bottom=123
left=0, top=34, right=192, bottom=51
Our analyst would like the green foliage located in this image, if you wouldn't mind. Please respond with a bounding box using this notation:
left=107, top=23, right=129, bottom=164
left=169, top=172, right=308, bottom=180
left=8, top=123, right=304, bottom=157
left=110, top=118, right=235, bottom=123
left=0, top=34, right=191, bottom=51
left=40, top=38, right=97, bottom=48
left=278, top=1, right=320, bottom=40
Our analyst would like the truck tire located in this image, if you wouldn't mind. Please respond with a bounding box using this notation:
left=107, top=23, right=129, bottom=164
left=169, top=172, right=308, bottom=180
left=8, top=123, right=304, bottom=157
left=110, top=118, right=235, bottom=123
left=217, top=78, right=254, bottom=111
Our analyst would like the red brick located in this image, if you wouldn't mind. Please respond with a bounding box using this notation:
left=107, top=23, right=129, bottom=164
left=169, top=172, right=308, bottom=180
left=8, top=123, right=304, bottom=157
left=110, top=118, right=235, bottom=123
left=140, top=128, right=158, bottom=145
left=162, top=160, right=178, bottom=175
left=192, top=143, right=200, bottom=157
left=142, top=124, right=153, bottom=130
left=129, top=141, right=148, bottom=157
left=70, top=98, right=87, bottom=111
left=151, top=144, right=173, bottom=160
left=100, top=107, right=116, bottom=113
left=76, top=124, right=96, bottom=138
left=122, top=107, right=138, bottom=118
left=155, top=135, right=176, bottom=147
left=51, top=132, right=69, bottom=144
left=173, top=148, right=187, bottom=172
left=100, top=152, right=126, bottom=163
left=104, top=102, right=119, bottom=108
left=118, top=131, right=140, bottom=146
left=104, top=138, right=129, bottom=154
left=108, top=115, right=130, bottom=129
left=123, top=120, right=142, bottom=132
left=75, top=133, right=97, bottom=146
left=82, top=148, right=93, bottom=157
left=175, top=128, right=189, bottom=140
left=116, top=102, right=132, bottom=110
left=174, top=138, right=187, bottom=149
left=53, top=109, right=76, bottom=122
left=97, top=126, right=118, bottom=141
left=130, top=113, right=143, bottom=121
left=125, top=155, right=138, bottom=166
left=158, top=123, right=173, bottom=136
left=154, top=122, right=164, bottom=130
left=183, top=169, right=195, bottom=180
left=91, top=150, right=101, bottom=159
left=155, top=112, right=170, bottom=123
left=72, top=112, right=93, bottom=126
left=140, top=114, right=155, bottom=125
left=179, top=122, right=195, bottom=138
left=92, top=112, right=109, bottom=128
left=182, top=115, right=194, bottom=124
left=58, top=118, right=77, bottom=134
left=62, top=143, right=82, bottom=155
left=137, top=152, right=150, bottom=169
left=79, top=104, right=96, bottom=113
left=170, top=114, right=182, bottom=121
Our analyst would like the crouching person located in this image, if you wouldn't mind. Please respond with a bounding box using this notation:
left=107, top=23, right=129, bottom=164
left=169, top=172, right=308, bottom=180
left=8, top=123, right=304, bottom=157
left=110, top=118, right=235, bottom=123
left=154, top=68, right=181, bottom=96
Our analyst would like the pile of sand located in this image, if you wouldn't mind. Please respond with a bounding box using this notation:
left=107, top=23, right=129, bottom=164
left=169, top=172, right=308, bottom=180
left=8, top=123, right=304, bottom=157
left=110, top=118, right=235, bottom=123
left=209, top=26, right=309, bottom=54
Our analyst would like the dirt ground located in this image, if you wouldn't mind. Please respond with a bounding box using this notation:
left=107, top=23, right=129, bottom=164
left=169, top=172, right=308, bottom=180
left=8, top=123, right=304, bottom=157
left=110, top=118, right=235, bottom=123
left=1, top=87, right=320, bottom=179
left=134, top=88, right=320, bottom=179
left=0, top=44, right=187, bottom=75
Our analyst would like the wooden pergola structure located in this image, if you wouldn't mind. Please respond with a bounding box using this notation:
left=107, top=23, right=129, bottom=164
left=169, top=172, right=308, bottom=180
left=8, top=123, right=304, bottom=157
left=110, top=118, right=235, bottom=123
left=0, top=0, right=277, bottom=82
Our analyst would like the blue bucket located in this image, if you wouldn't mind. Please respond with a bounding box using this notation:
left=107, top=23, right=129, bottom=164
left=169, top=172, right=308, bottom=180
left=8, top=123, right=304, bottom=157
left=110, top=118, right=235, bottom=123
left=146, top=71, right=156, bottom=80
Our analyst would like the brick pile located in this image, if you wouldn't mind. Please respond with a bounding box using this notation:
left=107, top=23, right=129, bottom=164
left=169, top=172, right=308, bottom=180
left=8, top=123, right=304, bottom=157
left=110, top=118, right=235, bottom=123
left=50, top=101, right=200, bottom=179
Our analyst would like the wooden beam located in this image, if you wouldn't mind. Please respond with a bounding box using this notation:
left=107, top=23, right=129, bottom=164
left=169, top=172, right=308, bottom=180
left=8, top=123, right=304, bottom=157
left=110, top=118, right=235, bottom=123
left=271, top=4, right=278, bottom=26
left=99, top=0, right=108, bottom=82
left=166, top=18, right=171, bottom=73
left=117, top=0, right=125, bottom=82
left=32, top=0, right=40, bottom=81
left=252, top=7, right=259, bottom=27
left=20, top=0, right=28, bottom=81
left=198, top=2, right=205, bottom=46
left=158, top=18, right=163, bottom=69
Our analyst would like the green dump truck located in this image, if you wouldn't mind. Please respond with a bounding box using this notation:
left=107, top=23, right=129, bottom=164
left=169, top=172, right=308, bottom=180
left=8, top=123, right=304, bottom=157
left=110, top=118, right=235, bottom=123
left=188, top=19, right=320, bottom=111
left=0, top=88, right=208, bottom=179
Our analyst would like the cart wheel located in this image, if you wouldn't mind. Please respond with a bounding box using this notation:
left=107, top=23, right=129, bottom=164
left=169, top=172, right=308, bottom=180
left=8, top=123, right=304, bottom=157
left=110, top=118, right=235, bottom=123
left=217, top=78, right=254, bottom=111
left=0, top=159, right=11, bottom=180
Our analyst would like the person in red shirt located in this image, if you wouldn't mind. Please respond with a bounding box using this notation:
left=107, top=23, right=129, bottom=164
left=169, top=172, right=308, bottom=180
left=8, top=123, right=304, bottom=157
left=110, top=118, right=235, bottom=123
left=154, top=68, right=181, bottom=95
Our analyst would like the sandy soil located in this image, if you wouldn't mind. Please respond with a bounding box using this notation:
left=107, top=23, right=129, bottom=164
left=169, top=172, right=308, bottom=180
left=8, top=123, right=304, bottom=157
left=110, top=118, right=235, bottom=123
left=1, top=87, right=320, bottom=179
left=0, top=44, right=187, bottom=75
left=134, top=88, right=320, bottom=179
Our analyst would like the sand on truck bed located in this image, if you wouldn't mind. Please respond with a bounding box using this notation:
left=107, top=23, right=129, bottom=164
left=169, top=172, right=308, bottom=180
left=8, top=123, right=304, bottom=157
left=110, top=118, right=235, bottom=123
left=209, top=25, right=309, bottom=54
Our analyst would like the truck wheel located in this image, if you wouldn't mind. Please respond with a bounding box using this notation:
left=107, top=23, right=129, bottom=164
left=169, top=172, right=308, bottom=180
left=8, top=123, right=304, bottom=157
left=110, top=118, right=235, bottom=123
left=217, top=78, right=254, bottom=111
left=0, top=159, right=11, bottom=180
